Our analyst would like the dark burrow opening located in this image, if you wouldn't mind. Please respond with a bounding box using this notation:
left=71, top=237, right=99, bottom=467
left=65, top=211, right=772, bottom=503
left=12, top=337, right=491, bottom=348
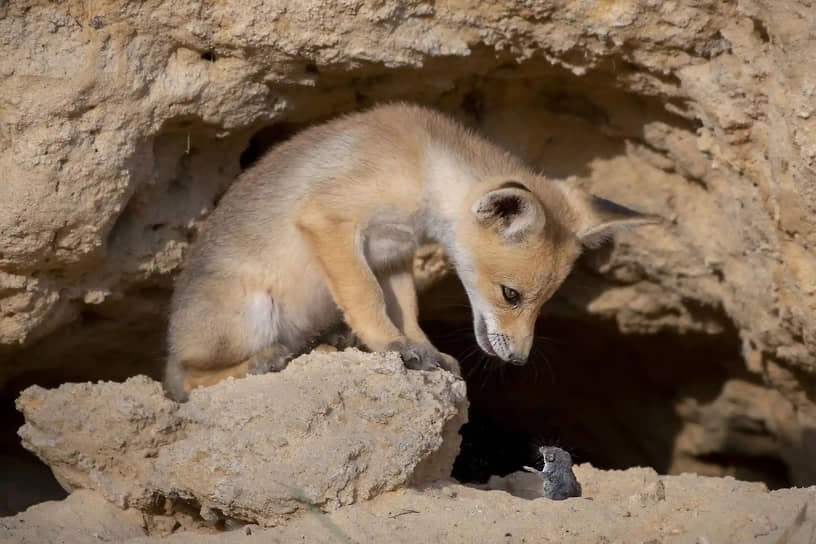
left=0, top=394, right=67, bottom=516
left=420, top=271, right=792, bottom=491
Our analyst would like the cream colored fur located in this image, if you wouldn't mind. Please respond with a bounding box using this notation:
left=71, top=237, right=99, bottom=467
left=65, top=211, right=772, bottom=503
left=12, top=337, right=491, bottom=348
left=164, top=103, right=659, bottom=400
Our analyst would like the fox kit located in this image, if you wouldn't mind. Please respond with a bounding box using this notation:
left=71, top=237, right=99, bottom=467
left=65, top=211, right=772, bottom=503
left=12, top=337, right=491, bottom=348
left=165, top=103, right=659, bottom=400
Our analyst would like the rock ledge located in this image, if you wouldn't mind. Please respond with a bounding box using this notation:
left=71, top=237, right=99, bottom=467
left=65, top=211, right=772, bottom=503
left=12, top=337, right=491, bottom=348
left=16, top=350, right=467, bottom=527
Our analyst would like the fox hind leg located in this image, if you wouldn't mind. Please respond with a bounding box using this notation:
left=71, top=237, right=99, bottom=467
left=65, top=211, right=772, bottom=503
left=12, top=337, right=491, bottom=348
left=180, top=343, right=293, bottom=396
left=165, top=342, right=293, bottom=401
left=245, top=343, right=294, bottom=374
left=165, top=290, right=300, bottom=401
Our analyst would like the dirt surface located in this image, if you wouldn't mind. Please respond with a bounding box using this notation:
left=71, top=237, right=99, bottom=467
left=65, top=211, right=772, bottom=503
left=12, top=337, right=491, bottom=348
left=4, top=466, right=815, bottom=544
left=0, top=490, right=146, bottom=544
left=6, top=350, right=816, bottom=543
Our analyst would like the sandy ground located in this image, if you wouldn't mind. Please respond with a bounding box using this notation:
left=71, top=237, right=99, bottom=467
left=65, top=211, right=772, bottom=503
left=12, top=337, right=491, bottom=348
left=3, top=465, right=815, bottom=544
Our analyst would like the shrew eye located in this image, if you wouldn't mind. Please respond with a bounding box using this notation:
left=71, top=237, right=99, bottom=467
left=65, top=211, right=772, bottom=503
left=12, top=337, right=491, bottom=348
left=501, top=285, right=521, bottom=307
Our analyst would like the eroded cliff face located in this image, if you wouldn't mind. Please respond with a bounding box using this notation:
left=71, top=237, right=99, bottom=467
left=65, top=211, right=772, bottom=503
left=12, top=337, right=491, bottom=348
left=1, top=1, right=815, bottom=484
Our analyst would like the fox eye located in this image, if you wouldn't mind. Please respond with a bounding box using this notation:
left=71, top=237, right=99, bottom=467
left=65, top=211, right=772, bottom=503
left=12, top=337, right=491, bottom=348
left=501, top=285, right=521, bottom=307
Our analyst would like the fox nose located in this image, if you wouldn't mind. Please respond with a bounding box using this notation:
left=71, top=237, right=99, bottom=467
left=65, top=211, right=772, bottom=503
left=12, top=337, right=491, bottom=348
left=508, top=353, right=527, bottom=366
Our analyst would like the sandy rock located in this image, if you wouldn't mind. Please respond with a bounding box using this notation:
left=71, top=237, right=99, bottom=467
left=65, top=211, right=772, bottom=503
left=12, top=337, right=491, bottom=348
left=6, top=467, right=813, bottom=543
left=15, top=350, right=467, bottom=527
left=0, top=489, right=146, bottom=544
left=124, top=466, right=816, bottom=543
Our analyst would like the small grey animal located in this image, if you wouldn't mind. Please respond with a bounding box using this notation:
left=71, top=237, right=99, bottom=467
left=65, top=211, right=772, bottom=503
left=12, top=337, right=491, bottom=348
left=523, top=446, right=581, bottom=500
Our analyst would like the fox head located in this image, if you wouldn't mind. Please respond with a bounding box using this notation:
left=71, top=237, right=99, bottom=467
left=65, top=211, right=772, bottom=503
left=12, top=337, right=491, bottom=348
left=454, top=178, right=660, bottom=365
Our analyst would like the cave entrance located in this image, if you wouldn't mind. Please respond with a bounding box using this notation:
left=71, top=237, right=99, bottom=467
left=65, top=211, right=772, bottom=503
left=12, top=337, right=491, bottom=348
left=420, top=272, right=791, bottom=490
left=1, top=57, right=798, bottom=515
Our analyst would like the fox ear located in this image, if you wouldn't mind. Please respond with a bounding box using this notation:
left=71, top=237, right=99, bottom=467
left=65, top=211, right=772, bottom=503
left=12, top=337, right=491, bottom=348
left=472, top=186, right=543, bottom=241
left=561, top=186, right=662, bottom=248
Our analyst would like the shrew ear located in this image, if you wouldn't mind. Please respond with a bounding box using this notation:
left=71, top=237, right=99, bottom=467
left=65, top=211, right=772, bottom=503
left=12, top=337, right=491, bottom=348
left=562, top=186, right=662, bottom=248
left=472, top=186, right=543, bottom=241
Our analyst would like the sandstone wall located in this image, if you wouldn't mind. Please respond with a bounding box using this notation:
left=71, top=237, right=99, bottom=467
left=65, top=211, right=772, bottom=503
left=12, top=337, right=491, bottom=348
left=1, top=1, right=815, bottom=482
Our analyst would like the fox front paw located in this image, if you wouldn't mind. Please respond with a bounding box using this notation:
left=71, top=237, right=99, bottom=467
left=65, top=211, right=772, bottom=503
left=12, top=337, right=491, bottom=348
left=437, top=351, right=461, bottom=376
left=385, top=339, right=460, bottom=375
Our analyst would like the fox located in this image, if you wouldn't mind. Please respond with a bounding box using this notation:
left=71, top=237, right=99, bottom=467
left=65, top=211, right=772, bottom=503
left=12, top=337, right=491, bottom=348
left=164, top=103, right=659, bottom=401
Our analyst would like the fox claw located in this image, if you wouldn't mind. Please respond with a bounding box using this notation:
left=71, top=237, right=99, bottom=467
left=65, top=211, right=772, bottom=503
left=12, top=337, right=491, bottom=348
left=385, top=339, right=460, bottom=375
left=386, top=339, right=437, bottom=370
left=438, top=352, right=461, bottom=376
